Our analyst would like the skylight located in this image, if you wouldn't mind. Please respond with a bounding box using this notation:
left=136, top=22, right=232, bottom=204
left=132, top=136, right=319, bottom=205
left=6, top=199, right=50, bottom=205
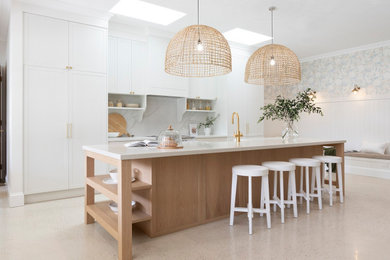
left=223, top=28, right=272, bottom=45
left=110, top=0, right=186, bottom=26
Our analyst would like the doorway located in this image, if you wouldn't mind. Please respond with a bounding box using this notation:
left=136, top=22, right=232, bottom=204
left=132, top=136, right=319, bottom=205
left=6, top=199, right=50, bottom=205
left=0, top=65, right=6, bottom=184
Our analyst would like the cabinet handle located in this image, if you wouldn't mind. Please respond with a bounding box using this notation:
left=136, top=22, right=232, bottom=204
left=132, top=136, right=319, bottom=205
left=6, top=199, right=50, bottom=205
left=65, top=66, right=69, bottom=69
left=130, top=91, right=135, bottom=95
left=69, top=124, right=72, bottom=138
left=69, top=66, right=73, bottom=70
left=66, top=124, right=69, bottom=138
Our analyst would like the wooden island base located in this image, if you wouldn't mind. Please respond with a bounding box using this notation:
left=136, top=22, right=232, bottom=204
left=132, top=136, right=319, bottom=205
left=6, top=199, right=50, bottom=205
left=84, top=142, right=344, bottom=259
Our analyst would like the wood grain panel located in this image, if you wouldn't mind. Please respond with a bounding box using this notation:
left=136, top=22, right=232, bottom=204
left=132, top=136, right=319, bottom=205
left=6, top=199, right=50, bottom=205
left=152, top=155, right=202, bottom=234
left=202, top=152, right=241, bottom=219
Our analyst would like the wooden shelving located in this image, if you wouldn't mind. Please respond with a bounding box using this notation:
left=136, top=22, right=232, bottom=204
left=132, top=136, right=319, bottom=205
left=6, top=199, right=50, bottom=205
left=86, top=175, right=152, bottom=203
left=86, top=201, right=152, bottom=241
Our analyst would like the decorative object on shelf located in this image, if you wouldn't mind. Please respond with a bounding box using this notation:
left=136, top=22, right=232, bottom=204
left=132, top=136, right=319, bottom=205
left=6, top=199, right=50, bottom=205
left=245, top=7, right=301, bottom=86
left=198, top=114, right=219, bottom=136
left=189, top=123, right=198, bottom=137
left=205, top=101, right=212, bottom=110
left=108, top=132, right=120, bottom=138
left=116, top=100, right=123, bottom=107
left=165, top=0, right=232, bottom=77
left=158, top=125, right=183, bottom=149
left=125, top=103, right=140, bottom=108
left=108, top=113, right=129, bottom=137
left=352, top=84, right=361, bottom=95
left=258, top=88, right=323, bottom=140
left=108, top=100, right=114, bottom=107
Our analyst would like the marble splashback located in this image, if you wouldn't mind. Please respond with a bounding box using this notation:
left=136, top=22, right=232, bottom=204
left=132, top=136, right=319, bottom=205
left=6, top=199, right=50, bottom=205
left=265, top=45, right=390, bottom=100
left=111, top=96, right=221, bottom=137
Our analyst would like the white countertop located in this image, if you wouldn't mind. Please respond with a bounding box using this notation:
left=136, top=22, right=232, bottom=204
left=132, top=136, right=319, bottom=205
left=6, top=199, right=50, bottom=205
left=83, top=137, right=346, bottom=160
left=107, top=135, right=228, bottom=142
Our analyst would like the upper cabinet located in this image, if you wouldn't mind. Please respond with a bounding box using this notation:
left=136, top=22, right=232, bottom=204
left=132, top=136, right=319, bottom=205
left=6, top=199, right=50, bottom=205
left=108, top=36, right=147, bottom=95
left=147, top=36, right=189, bottom=97
left=24, top=13, right=107, bottom=74
left=69, top=22, right=107, bottom=74
left=24, top=14, right=68, bottom=69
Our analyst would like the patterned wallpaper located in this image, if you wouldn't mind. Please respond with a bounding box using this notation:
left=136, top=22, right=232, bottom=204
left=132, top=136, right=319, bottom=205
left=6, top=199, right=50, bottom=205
left=264, top=45, right=390, bottom=100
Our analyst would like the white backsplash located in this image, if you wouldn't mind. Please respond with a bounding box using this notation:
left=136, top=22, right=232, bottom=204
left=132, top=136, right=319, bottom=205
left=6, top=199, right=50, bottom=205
left=112, top=96, right=220, bottom=137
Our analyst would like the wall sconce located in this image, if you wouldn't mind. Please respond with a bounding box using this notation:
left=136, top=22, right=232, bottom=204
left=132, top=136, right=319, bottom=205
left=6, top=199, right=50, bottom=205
left=308, top=90, right=317, bottom=99
left=352, top=84, right=361, bottom=95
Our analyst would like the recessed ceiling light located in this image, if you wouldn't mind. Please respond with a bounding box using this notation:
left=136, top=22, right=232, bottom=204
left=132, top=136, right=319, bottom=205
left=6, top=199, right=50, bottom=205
left=110, top=0, right=186, bottom=26
left=223, top=28, right=272, bottom=45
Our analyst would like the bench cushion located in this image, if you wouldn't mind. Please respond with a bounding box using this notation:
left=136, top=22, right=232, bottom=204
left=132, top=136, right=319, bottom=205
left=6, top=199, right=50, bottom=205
left=345, top=152, right=390, bottom=160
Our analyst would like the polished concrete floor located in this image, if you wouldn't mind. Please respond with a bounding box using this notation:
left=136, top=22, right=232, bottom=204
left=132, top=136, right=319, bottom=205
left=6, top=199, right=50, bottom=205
left=1, top=174, right=390, bottom=259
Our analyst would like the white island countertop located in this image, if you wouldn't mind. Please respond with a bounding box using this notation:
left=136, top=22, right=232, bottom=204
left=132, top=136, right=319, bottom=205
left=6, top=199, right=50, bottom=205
left=83, top=137, right=346, bottom=160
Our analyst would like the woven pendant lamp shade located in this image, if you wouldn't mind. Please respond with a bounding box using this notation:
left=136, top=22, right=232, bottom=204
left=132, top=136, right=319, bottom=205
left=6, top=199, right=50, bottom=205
left=165, top=25, right=232, bottom=77
left=245, top=44, right=301, bottom=86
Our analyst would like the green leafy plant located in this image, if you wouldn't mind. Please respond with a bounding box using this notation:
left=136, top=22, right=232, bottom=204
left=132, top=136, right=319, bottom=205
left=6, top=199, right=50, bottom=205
left=198, top=114, right=219, bottom=129
left=258, top=88, right=323, bottom=123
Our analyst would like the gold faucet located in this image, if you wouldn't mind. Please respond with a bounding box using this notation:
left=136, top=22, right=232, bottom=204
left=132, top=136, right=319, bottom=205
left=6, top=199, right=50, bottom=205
left=232, top=112, right=243, bottom=143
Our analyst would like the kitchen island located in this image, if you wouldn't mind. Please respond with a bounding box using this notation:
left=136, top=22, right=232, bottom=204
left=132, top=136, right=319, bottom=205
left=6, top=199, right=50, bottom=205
left=83, top=137, right=346, bottom=260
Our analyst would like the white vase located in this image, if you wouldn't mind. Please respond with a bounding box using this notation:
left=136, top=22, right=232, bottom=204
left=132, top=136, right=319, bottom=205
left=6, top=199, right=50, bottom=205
left=204, top=127, right=211, bottom=136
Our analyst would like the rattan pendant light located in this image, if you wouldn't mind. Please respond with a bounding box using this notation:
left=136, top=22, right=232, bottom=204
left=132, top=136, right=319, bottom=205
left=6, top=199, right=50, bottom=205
left=165, top=0, right=232, bottom=77
left=245, top=7, right=301, bottom=86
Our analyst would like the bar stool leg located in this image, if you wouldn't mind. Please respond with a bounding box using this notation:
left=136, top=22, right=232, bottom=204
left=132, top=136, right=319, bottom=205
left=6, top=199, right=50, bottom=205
left=299, top=167, right=304, bottom=204
left=264, top=175, right=271, bottom=229
left=290, top=170, right=298, bottom=218
left=329, top=163, right=333, bottom=206
left=305, top=166, right=310, bottom=214
left=260, top=178, right=264, bottom=217
left=287, top=175, right=291, bottom=208
left=280, top=171, right=285, bottom=224
left=310, top=168, right=315, bottom=201
left=321, top=163, right=326, bottom=195
left=337, top=162, right=344, bottom=203
left=248, top=176, right=253, bottom=234
left=229, top=173, right=238, bottom=226
left=316, top=166, right=322, bottom=210
left=273, top=171, right=277, bottom=212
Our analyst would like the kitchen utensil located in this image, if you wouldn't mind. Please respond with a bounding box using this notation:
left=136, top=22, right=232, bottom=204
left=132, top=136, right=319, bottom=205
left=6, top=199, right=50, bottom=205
left=108, top=113, right=128, bottom=137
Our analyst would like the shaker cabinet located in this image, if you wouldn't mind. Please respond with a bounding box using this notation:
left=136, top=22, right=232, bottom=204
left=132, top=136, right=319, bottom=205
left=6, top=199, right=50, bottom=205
left=108, top=36, right=148, bottom=95
left=189, top=77, right=217, bottom=100
left=147, top=36, right=189, bottom=97
left=23, top=13, right=107, bottom=194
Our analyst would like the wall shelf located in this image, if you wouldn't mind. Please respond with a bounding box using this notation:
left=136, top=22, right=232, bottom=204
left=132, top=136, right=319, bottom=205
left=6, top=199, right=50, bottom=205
left=177, top=97, right=217, bottom=121
left=108, top=93, right=147, bottom=121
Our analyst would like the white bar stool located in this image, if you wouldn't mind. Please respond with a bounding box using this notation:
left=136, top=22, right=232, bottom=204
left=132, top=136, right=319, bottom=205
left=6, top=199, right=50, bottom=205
left=261, top=161, right=297, bottom=223
left=229, top=165, right=271, bottom=235
left=313, top=155, right=344, bottom=206
left=289, top=158, right=322, bottom=214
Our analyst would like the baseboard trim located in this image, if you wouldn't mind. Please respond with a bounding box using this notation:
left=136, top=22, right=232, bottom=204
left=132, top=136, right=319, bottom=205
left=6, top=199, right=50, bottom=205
left=8, top=192, right=25, bottom=207
left=25, top=188, right=84, bottom=204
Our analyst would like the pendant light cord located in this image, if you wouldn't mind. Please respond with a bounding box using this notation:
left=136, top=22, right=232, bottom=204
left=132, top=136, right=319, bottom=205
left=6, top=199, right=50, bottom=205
left=197, top=0, right=201, bottom=41
left=271, top=8, right=274, bottom=44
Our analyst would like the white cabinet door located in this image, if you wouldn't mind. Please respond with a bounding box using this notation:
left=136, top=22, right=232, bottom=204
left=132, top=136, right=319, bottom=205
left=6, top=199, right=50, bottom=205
left=24, top=66, right=69, bottom=194
left=24, top=13, right=68, bottom=69
left=69, top=71, right=107, bottom=188
left=148, top=36, right=189, bottom=97
left=108, top=36, right=118, bottom=93
left=131, top=40, right=148, bottom=94
left=69, top=22, right=107, bottom=74
left=189, top=78, right=217, bottom=99
left=117, top=38, right=132, bottom=94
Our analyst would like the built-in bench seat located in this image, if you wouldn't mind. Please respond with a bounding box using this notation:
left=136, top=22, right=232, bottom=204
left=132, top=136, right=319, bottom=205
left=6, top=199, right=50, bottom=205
left=345, top=152, right=390, bottom=160
left=345, top=152, right=390, bottom=179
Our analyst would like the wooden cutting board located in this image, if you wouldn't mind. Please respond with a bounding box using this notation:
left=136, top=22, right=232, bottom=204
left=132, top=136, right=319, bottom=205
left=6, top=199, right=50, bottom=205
left=108, top=113, right=128, bottom=137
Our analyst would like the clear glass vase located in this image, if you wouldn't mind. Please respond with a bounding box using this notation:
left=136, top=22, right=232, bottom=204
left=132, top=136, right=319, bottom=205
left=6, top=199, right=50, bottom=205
left=282, top=120, right=299, bottom=140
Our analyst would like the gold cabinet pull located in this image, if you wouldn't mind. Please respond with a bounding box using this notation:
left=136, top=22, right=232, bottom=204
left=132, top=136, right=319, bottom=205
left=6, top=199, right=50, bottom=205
left=66, top=123, right=69, bottom=138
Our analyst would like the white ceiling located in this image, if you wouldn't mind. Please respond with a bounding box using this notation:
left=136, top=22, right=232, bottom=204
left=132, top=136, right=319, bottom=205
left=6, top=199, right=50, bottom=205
left=3, top=0, right=390, bottom=59
left=109, top=0, right=390, bottom=58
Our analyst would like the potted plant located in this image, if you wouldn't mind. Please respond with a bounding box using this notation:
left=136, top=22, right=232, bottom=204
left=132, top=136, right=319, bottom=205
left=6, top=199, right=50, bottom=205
left=258, top=88, right=323, bottom=140
left=198, top=115, right=219, bottom=136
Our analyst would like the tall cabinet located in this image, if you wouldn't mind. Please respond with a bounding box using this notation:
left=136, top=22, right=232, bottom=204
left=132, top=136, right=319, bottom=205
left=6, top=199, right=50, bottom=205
left=24, top=13, right=107, bottom=194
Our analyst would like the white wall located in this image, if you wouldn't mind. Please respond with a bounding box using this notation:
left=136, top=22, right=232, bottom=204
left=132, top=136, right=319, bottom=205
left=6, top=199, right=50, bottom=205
left=264, top=42, right=390, bottom=151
